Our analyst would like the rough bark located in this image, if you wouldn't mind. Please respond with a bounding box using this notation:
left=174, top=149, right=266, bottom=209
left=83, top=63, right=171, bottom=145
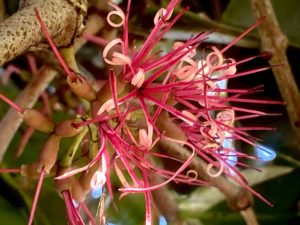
left=250, top=0, right=300, bottom=150
left=0, top=0, right=83, bottom=66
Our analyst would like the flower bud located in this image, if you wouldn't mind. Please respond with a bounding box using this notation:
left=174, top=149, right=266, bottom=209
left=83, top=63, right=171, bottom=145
left=79, top=161, right=101, bottom=195
left=55, top=119, right=83, bottom=137
left=67, top=75, right=96, bottom=102
left=55, top=168, right=86, bottom=202
left=55, top=168, right=73, bottom=194
left=38, top=134, right=62, bottom=173
left=21, top=109, right=55, bottom=133
left=70, top=176, right=86, bottom=203
left=21, top=162, right=55, bottom=179
left=21, top=162, right=40, bottom=179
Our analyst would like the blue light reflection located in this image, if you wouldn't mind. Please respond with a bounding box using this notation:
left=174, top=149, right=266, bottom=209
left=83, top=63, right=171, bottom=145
left=159, top=216, right=167, bottom=225
left=91, top=187, right=103, bottom=199
left=255, top=145, right=276, bottom=161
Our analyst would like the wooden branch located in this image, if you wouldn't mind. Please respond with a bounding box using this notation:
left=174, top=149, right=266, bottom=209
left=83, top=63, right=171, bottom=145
left=0, top=0, right=82, bottom=66
left=0, top=66, right=57, bottom=161
left=148, top=169, right=184, bottom=225
left=250, top=0, right=300, bottom=149
left=241, top=207, right=260, bottom=225
left=0, top=13, right=105, bottom=162
left=158, top=140, right=253, bottom=211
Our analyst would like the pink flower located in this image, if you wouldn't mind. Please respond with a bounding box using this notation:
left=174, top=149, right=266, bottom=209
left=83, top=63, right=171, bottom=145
left=25, top=1, right=282, bottom=224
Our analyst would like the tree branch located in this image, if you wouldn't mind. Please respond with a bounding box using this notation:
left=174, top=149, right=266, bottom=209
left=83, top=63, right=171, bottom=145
left=149, top=170, right=184, bottom=225
left=0, top=0, right=82, bottom=66
left=158, top=140, right=253, bottom=211
left=0, top=13, right=105, bottom=162
left=250, top=0, right=300, bottom=149
left=241, top=207, right=260, bottom=225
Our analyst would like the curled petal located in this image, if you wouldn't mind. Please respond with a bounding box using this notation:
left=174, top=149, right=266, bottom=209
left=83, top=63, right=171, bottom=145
left=222, top=58, right=237, bottom=76
left=154, top=8, right=173, bottom=25
left=186, top=170, right=198, bottom=181
left=206, top=160, right=224, bottom=177
left=103, top=38, right=132, bottom=65
left=196, top=60, right=210, bottom=76
left=107, top=2, right=125, bottom=27
left=97, top=99, right=115, bottom=115
left=175, top=58, right=197, bottom=81
left=206, top=46, right=224, bottom=70
left=180, top=110, right=197, bottom=126
left=138, top=121, right=154, bottom=149
left=173, top=42, right=196, bottom=58
left=2, top=65, right=21, bottom=85
left=200, top=121, right=218, bottom=138
left=131, top=68, right=145, bottom=88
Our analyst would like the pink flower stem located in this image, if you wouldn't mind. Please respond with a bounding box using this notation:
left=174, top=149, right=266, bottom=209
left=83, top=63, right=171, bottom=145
left=0, top=168, right=21, bottom=173
left=142, top=170, right=152, bottom=225
left=28, top=169, right=45, bottom=225
left=83, top=33, right=108, bottom=47
left=34, top=8, right=77, bottom=82
left=0, top=93, right=24, bottom=113
left=14, top=126, right=35, bottom=159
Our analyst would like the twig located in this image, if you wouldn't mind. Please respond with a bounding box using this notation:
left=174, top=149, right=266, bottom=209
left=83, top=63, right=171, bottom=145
left=148, top=170, right=184, bottom=225
left=250, top=0, right=300, bottom=149
left=158, top=140, right=253, bottom=211
left=241, top=207, right=260, bottom=225
left=0, top=14, right=105, bottom=162
left=0, top=66, right=57, bottom=162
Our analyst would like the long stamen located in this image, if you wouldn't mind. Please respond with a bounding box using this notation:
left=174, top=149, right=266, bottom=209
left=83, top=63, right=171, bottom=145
left=0, top=92, right=24, bottom=113
left=34, top=8, right=77, bottom=82
left=28, top=169, right=45, bottom=225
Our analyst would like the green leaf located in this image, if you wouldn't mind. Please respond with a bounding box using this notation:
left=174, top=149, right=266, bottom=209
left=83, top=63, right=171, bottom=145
left=0, top=196, right=27, bottom=225
left=107, top=193, right=145, bottom=225
left=180, top=168, right=300, bottom=225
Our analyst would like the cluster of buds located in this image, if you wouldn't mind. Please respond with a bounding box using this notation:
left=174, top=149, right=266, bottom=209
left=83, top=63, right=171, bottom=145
left=0, top=0, right=282, bottom=225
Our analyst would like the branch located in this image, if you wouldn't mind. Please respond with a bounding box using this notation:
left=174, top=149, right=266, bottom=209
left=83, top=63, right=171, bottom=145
left=0, top=66, right=57, bottom=162
left=241, top=207, right=260, bottom=225
left=158, top=140, right=253, bottom=211
left=148, top=170, right=184, bottom=225
left=0, top=0, right=84, bottom=66
left=250, top=0, right=300, bottom=149
left=0, top=13, right=105, bottom=162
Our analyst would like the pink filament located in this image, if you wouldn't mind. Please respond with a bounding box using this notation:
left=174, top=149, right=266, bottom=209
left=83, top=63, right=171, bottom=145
left=27, top=169, right=45, bottom=225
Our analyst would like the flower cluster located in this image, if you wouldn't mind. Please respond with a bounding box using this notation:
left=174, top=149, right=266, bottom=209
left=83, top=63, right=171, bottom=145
left=0, top=0, right=281, bottom=225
